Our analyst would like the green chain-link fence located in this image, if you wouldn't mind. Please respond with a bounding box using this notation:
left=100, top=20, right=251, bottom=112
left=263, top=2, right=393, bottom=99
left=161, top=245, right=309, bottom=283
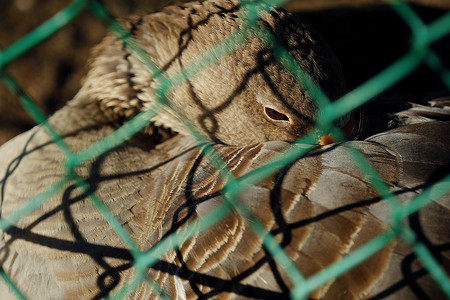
left=0, top=0, right=449, bottom=299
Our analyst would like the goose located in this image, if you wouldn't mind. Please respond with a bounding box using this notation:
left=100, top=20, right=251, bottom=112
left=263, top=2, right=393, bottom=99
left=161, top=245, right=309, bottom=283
left=0, top=0, right=448, bottom=299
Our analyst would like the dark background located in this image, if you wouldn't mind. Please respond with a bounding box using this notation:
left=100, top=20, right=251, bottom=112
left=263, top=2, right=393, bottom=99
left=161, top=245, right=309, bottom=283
left=1, top=0, right=449, bottom=144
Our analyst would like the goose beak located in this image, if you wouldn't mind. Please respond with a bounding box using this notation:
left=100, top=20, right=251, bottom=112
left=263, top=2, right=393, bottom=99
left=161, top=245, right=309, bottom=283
left=319, top=112, right=359, bottom=145
left=319, top=134, right=334, bottom=145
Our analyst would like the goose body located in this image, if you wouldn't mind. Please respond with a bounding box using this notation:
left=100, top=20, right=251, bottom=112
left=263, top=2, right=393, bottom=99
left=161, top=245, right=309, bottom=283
left=0, top=110, right=448, bottom=299
left=0, top=0, right=449, bottom=299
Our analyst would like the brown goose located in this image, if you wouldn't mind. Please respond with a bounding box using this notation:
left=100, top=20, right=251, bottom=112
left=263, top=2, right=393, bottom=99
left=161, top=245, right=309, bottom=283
left=0, top=0, right=448, bottom=299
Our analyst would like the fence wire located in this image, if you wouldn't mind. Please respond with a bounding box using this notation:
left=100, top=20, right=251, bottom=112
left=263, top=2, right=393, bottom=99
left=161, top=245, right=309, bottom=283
left=0, top=0, right=449, bottom=299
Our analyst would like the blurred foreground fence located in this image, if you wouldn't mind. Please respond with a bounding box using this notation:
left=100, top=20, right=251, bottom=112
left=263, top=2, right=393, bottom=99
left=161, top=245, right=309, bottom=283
left=0, top=0, right=450, bottom=299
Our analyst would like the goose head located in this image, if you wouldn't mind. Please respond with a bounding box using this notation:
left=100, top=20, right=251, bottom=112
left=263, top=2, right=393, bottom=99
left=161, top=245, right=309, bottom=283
left=78, top=0, right=348, bottom=146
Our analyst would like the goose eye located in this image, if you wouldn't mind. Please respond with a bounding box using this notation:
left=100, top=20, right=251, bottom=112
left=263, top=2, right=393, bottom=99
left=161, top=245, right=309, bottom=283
left=264, top=106, right=290, bottom=122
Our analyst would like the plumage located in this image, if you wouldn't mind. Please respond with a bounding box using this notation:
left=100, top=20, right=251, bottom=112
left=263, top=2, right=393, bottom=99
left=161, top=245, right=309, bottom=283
left=0, top=0, right=448, bottom=299
left=1, top=114, right=448, bottom=299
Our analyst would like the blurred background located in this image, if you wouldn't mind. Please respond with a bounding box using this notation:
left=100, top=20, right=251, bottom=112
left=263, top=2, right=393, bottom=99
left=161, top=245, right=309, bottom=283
left=1, top=0, right=449, bottom=144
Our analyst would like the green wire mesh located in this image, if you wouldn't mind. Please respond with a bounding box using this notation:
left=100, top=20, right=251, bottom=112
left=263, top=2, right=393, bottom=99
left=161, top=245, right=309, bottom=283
left=0, top=0, right=450, bottom=299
